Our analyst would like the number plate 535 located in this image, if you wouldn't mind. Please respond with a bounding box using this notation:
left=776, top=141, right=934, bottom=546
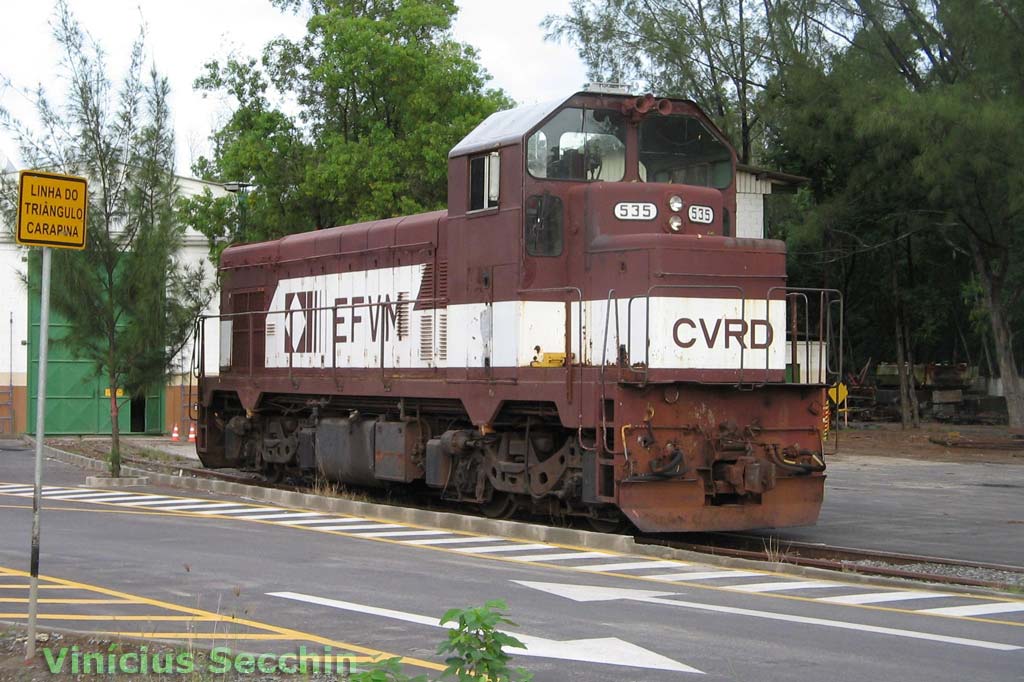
left=614, top=202, right=658, bottom=220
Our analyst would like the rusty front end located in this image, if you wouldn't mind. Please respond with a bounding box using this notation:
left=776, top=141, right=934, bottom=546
left=612, top=383, right=827, bottom=532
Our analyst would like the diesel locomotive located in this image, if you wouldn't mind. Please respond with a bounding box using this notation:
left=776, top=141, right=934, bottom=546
left=194, top=87, right=842, bottom=532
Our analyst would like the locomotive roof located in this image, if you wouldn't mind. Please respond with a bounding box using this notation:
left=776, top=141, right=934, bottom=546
left=448, top=96, right=566, bottom=159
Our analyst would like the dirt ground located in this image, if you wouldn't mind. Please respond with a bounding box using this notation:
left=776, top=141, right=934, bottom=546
left=829, top=421, right=1024, bottom=464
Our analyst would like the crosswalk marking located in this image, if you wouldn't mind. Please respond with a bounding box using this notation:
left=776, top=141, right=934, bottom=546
left=508, top=551, right=615, bottom=562
left=645, top=571, right=765, bottom=581
left=403, top=536, right=504, bottom=545
left=231, top=511, right=325, bottom=521
left=817, top=591, right=952, bottom=605
left=729, top=581, right=843, bottom=593
left=191, top=506, right=279, bottom=515
left=317, top=523, right=404, bottom=531
left=916, top=602, right=1024, bottom=617
left=119, top=498, right=204, bottom=507
left=280, top=517, right=371, bottom=526
left=354, top=530, right=451, bottom=538
left=453, top=543, right=553, bottom=554
left=44, top=492, right=129, bottom=501
left=575, top=560, right=686, bottom=573
left=137, top=502, right=248, bottom=512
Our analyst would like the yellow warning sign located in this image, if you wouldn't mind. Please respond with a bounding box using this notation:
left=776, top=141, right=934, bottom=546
left=16, top=170, right=88, bottom=250
left=828, top=382, right=849, bottom=405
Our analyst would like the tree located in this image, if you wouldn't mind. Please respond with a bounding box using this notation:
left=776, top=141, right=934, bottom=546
left=544, top=0, right=831, bottom=163
left=768, top=0, right=1024, bottom=426
left=184, top=0, right=511, bottom=253
left=1, top=1, right=209, bottom=474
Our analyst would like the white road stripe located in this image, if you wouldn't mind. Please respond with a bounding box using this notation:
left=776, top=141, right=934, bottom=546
left=230, top=511, right=325, bottom=521
left=353, top=530, right=451, bottom=538
left=315, top=523, right=404, bottom=531
left=79, top=494, right=169, bottom=504
left=38, top=491, right=128, bottom=500
left=818, top=591, right=952, bottom=605
left=508, top=552, right=615, bottom=562
left=41, top=488, right=90, bottom=496
left=152, top=502, right=257, bottom=512
left=193, top=506, right=280, bottom=515
left=120, top=498, right=205, bottom=507
left=916, top=602, right=1024, bottom=617
left=0, top=484, right=36, bottom=491
left=728, top=581, right=842, bottom=593
left=454, top=544, right=554, bottom=554
left=646, top=571, right=764, bottom=581
left=403, top=536, right=504, bottom=545
left=79, top=494, right=157, bottom=503
left=575, top=560, right=688, bottom=573
left=279, top=517, right=372, bottom=526
left=0, top=487, right=37, bottom=494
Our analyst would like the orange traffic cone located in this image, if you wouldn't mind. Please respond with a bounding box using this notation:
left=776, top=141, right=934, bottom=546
left=171, top=424, right=180, bottom=442
left=187, top=422, right=197, bottom=443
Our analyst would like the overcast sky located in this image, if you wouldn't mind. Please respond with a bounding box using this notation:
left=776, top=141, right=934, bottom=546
left=0, top=0, right=589, bottom=174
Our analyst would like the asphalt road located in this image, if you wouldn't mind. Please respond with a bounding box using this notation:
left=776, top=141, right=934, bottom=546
left=0, top=447, right=1021, bottom=681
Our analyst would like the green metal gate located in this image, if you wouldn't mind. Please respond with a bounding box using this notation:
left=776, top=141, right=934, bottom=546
left=26, top=254, right=163, bottom=435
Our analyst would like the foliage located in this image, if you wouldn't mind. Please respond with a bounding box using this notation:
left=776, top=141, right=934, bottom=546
left=0, top=1, right=209, bottom=471
left=349, top=657, right=428, bottom=682
left=544, top=0, right=832, bottom=162
left=184, top=0, right=511, bottom=255
left=436, top=600, right=532, bottom=682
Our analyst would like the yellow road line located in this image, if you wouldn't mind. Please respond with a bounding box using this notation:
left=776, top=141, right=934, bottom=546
left=0, top=598, right=141, bottom=604
left=0, top=614, right=228, bottom=621
left=0, top=565, right=443, bottom=672
left=98, top=632, right=326, bottom=641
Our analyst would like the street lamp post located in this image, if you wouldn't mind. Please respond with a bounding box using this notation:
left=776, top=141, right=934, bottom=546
left=223, top=181, right=252, bottom=243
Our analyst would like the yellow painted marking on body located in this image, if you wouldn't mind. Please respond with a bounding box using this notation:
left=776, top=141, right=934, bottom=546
left=0, top=565, right=443, bottom=672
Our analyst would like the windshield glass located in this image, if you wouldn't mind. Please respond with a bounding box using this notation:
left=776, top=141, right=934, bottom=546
left=527, top=108, right=626, bottom=182
left=639, top=115, right=733, bottom=188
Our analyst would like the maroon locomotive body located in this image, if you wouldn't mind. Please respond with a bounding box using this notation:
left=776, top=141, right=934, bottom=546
left=196, top=89, right=840, bottom=532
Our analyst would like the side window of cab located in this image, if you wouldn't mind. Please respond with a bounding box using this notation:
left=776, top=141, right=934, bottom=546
left=469, top=152, right=500, bottom=212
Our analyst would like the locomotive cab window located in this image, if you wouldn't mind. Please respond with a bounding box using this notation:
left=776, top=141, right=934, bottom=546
left=525, top=193, right=563, bottom=257
left=639, top=115, right=733, bottom=188
left=527, top=108, right=626, bottom=182
left=469, top=152, right=500, bottom=211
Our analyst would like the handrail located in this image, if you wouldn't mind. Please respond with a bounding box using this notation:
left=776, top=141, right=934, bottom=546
left=764, top=287, right=844, bottom=385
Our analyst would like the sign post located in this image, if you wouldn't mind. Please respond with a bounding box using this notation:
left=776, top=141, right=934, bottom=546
left=16, top=170, right=87, bottom=661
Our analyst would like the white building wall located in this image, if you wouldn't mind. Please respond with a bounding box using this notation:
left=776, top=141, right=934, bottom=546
left=735, top=170, right=774, bottom=239
left=0, top=239, right=28, bottom=386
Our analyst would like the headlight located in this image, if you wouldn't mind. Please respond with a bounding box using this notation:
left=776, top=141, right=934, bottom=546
left=668, top=215, right=683, bottom=232
left=668, top=195, right=683, bottom=212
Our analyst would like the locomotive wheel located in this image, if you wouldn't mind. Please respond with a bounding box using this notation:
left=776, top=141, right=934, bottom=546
left=480, top=492, right=517, bottom=519
left=265, top=463, right=286, bottom=484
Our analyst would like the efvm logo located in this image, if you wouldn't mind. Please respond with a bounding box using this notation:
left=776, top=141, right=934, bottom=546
left=285, top=291, right=320, bottom=354
left=673, top=317, right=773, bottom=350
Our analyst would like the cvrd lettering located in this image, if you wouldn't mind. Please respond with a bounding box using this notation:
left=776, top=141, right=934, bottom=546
left=673, top=318, right=774, bottom=350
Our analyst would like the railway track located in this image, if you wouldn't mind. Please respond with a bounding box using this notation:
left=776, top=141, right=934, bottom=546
left=44, top=443, right=1024, bottom=591
left=638, top=533, right=1024, bottom=590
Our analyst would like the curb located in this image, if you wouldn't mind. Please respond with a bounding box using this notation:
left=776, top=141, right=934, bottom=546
left=26, top=437, right=1019, bottom=599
